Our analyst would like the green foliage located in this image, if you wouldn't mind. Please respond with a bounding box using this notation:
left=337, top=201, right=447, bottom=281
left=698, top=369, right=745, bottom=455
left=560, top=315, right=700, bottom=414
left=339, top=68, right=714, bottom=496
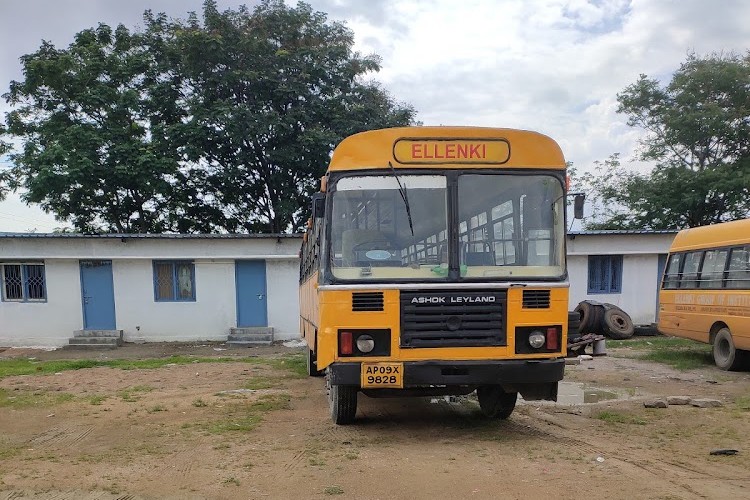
left=609, top=336, right=713, bottom=370
left=2, top=0, right=416, bottom=233
left=581, top=53, right=750, bottom=229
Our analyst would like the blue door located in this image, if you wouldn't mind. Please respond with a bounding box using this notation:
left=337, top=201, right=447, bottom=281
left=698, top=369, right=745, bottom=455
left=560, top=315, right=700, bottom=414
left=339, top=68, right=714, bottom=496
left=235, top=260, right=268, bottom=327
left=80, top=260, right=116, bottom=330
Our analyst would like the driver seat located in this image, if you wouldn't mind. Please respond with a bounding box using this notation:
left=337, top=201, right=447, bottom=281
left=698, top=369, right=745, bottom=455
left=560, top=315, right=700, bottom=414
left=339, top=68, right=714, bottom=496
left=341, top=229, right=390, bottom=266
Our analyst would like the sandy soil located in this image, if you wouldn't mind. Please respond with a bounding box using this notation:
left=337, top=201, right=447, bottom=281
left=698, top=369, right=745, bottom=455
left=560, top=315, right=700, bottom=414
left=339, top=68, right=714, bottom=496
left=1, top=342, right=749, bottom=500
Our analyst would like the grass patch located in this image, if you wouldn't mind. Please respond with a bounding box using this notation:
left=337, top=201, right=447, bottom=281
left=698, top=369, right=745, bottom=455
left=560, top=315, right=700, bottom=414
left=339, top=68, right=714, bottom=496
left=242, top=376, right=278, bottom=390
left=735, top=396, right=750, bottom=411
left=0, top=353, right=306, bottom=379
left=596, top=410, right=646, bottom=425
left=324, top=485, right=344, bottom=495
left=0, top=388, right=75, bottom=408
left=609, top=336, right=713, bottom=370
left=196, top=394, right=291, bottom=435
left=192, top=398, right=208, bottom=407
left=117, top=385, right=154, bottom=402
left=146, top=404, right=167, bottom=413
left=87, top=395, right=108, bottom=405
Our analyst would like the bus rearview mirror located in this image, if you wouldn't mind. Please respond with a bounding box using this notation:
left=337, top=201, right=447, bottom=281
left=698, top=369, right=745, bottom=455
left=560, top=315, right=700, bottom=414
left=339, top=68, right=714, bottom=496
left=573, top=194, right=585, bottom=219
left=312, top=193, right=325, bottom=218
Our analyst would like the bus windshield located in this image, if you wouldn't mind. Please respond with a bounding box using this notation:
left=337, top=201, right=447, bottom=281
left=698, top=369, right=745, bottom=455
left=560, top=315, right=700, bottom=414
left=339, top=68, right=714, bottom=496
left=329, top=173, right=564, bottom=281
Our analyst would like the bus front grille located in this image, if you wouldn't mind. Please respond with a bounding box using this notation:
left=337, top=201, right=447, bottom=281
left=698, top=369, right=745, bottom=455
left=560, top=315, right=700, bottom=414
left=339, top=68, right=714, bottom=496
left=400, top=290, right=506, bottom=348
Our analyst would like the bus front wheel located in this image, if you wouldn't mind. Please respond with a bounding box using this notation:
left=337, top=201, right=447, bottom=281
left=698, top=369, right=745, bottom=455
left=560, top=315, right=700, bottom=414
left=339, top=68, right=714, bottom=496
left=327, top=374, right=357, bottom=425
left=477, top=386, right=517, bottom=419
left=713, top=328, right=747, bottom=371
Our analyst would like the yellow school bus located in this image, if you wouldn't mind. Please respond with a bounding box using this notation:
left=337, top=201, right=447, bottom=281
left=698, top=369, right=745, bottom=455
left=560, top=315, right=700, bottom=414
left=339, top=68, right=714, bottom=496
left=299, top=127, right=581, bottom=424
left=658, top=219, right=750, bottom=370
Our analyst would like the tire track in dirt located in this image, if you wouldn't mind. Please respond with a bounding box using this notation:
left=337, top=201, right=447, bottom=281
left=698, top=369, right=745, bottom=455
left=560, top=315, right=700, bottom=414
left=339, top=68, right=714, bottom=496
left=28, top=425, right=94, bottom=448
left=526, top=409, right=750, bottom=498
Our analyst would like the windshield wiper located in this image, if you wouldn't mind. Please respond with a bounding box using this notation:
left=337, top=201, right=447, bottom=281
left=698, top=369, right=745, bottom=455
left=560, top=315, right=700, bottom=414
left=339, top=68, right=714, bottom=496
left=388, top=161, right=414, bottom=237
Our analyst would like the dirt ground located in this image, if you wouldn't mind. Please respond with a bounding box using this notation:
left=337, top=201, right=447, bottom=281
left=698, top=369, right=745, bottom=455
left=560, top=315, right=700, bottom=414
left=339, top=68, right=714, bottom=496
left=1, top=342, right=749, bottom=500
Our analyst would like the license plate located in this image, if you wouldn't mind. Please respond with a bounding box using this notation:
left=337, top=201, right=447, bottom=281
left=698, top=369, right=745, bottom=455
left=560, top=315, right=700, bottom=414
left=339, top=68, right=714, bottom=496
left=361, top=362, right=404, bottom=389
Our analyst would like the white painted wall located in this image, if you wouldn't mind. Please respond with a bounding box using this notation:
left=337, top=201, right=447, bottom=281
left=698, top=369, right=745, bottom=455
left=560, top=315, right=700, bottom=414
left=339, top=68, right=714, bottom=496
left=0, top=259, right=83, bottom=347
left=567, top=233, right=675, bottom=325
left=0, top=236, right=303, bottom=347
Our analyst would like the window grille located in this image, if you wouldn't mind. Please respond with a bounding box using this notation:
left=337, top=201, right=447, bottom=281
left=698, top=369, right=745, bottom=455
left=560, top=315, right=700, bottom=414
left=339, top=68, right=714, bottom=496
left=587, top=255, right=623, bottom=294
left=1, top=263, right=47, bottom=302
left=153, top=261, right=195, bottom=301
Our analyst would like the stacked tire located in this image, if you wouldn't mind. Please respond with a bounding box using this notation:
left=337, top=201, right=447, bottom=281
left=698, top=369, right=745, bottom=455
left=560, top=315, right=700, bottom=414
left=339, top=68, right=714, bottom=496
left=573, top=301, right=634, bottom=340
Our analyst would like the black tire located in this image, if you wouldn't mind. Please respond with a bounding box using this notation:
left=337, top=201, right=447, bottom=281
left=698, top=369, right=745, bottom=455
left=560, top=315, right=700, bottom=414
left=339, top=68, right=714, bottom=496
left=713, top=328, right=748, bottom=371
left=327, top=373, right=357, bottom=425
left=477, top=386, right=517, bottom=419
left=602, top=307, right=634, bottom=339
left=567, top=311, right=581, bottom=338
left=306, top=341, right=323, bottom=377
left=574, top=302, right=593, bottom=333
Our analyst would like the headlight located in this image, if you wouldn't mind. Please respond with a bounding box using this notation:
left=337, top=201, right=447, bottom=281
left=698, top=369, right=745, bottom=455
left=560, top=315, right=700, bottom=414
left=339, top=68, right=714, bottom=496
left=356, top=335, right=375, bottom=353
left=528, top=331, right=546, bottom=349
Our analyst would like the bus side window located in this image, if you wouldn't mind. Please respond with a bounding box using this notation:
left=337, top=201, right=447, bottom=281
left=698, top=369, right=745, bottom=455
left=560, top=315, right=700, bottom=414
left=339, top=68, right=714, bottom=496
left=680, top=251, right=703, bottom=289
left=663, top=253, right=682, bottom=289
left=726, top=246, right=750, bottom=289
left=699, top=249, right=728, bottom=289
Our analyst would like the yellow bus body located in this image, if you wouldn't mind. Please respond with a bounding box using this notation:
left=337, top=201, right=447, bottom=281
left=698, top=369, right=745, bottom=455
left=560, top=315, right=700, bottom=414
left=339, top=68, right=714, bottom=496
left=658, top=219, right=750, bottom=369
left=299, top=126, right=572, bottom=422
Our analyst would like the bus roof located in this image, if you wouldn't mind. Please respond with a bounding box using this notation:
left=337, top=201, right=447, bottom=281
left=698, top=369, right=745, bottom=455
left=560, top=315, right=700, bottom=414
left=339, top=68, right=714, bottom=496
left=669, top=219, right=750, bottom=252
left=327, top=127, right=565, bottom=172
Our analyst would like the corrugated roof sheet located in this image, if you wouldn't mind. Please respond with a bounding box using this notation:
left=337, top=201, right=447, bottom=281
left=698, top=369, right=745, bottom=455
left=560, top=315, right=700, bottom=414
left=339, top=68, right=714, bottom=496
left=0, top=232, right=301, bottom=239
left=568, top=229, right=678, bottom=236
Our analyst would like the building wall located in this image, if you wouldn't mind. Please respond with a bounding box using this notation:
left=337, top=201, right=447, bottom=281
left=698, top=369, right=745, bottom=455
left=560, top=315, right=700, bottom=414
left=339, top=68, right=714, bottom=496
left=0, top=259, right=83, bottom=347
left=0, top=236, right=302, bottom=347
left=567, top=233, right=674, bottom=325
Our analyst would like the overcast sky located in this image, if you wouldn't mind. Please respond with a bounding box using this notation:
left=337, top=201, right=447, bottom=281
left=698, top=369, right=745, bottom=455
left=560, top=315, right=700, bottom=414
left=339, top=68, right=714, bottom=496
left=1, top=0, right=748, bottom=232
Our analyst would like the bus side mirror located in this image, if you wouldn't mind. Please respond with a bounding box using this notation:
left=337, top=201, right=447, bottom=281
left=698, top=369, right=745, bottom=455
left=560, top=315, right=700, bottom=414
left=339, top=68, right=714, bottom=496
left=312, top=193, right=326, bottom=219
left=573, top=194, right=585, bottom=219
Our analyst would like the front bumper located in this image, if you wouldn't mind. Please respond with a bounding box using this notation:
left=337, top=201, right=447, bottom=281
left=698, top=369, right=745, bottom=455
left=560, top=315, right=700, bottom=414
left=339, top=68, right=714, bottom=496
left=328, top=358, right=565, bottom=387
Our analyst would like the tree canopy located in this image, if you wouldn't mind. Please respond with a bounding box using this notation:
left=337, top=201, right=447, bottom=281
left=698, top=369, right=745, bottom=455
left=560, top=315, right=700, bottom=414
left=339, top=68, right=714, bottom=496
left=580, top=53, right=750, bottom=230
left=2, top=0, right=416, bottom=233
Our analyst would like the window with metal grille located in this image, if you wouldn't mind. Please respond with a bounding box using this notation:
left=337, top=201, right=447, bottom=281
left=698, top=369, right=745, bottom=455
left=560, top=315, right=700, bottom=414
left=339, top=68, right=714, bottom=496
left=153, top=261, right=195, bottom=301
left=1, top=263, right=47, bottom=302
left=587, top=255, right=623, bottom=294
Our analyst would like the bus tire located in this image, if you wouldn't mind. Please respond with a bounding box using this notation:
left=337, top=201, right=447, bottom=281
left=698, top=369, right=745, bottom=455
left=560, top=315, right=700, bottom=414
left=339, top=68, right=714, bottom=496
left=328, top=376, right=357, bottom=425
left=477, top=386, right=517, bottom=419
left=602, top=307, right=634, bottom=339
left=306, top=342, right=324, bottom=377
left=713, top=328, right=747, bottom=371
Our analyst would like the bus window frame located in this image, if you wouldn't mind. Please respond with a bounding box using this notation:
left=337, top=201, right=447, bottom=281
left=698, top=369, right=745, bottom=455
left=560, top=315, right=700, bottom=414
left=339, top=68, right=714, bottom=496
left=321, top=168, right=567, bottom=285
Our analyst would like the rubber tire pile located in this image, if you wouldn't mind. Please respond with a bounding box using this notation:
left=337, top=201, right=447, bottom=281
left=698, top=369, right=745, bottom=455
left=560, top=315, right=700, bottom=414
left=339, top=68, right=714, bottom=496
left=571, top=300, right=635, bottom=340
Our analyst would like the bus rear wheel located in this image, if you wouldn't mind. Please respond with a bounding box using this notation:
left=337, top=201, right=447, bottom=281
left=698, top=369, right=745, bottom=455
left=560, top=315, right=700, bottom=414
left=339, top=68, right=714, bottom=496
left=477, top=386, right=517, bottom=419
left=713, top=328, right=748, bottom=371
left=327, top=373, right=357, bottom=425
left=306, top=342, right=323, bottom=377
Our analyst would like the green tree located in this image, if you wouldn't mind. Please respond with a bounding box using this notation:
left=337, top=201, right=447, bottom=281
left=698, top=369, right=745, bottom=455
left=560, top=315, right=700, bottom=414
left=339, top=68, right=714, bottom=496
left=4, top=22, right=185, bottom=232
left=2, top=0, right=416, bottom=233
left=170, top=0, right=415, bottom=232
left=583, top=53, right=750, bottom=230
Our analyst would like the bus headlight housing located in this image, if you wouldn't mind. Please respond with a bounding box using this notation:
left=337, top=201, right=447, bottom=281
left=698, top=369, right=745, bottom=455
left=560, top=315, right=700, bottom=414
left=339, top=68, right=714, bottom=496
left=528, top=331, right=546, bottom=349
left=356, top=335, right=375, bottom=353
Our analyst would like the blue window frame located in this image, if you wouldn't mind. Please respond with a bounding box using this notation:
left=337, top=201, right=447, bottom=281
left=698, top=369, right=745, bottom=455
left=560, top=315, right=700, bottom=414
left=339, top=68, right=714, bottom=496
left=587, top=255, right=623, bottom=294
left=153, top=261, right=195, bottom=301
left=1, top=262, right=47, bottom=302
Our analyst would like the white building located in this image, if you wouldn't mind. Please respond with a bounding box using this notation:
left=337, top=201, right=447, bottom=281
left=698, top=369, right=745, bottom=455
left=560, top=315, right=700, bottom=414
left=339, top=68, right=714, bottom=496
left=0, top=233, right=302, bottom=347
left=567, top=230, right=677, bottom=326
left=1, top=230, right=676, bottom=347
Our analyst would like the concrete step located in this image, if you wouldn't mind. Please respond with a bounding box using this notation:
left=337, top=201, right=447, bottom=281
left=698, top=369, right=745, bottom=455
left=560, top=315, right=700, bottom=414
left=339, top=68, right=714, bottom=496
left=73, top=329, right=124, bottom=339
left=67, top=336, right=122, bottom=346
left=65, top=343, right=119, bottom=350
left=227, top=333, right=273, bottom=343
left=230, top=327, right=274, bottom=336
left=227, top=340, right=273, bottom=348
